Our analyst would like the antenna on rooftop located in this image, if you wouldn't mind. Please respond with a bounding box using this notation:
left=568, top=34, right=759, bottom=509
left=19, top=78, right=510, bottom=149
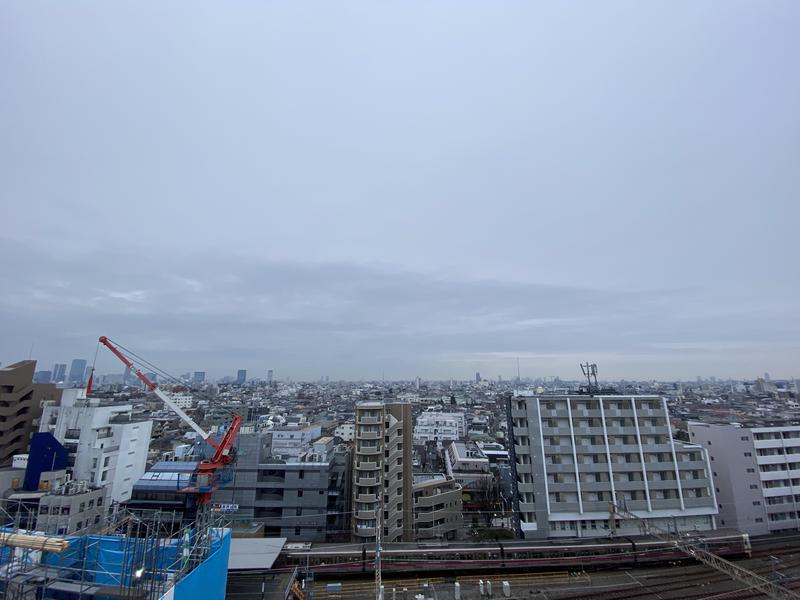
left=580, top=362, right=598, bottom=392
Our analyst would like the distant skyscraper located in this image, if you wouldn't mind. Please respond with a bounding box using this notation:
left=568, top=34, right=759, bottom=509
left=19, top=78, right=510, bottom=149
left=267, top=369, right=273, bottom=384
left=144, top=372, right=158, bottom=384
left=33, top=370, right=53, bottom=383
left=475, top=372, right=481, bottom=384
left=52, top=363, right=67, bottom=383
left=764, top=372, right=771, bottom=382
left=84, top=366, right=93, bottom=384
left=192, top=371, right=206, bottom=384
left=236, top=369, right=247, bottom=385
left=68, top=359, right=87, bottom=385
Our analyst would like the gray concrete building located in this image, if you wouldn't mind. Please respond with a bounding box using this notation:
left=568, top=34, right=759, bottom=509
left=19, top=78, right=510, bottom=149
left=212, top=432, right=351, bottom=541
left=509, top=394, right=718, bottom=538
left=35, top=480, right=108, bottom=535
left=689, top=421, right=800, bottom=535
left=0, top=360, right=59, bottom=464
left=412, top=473, right=463, bottom=541
left=353, top=401, right=413, bottom=543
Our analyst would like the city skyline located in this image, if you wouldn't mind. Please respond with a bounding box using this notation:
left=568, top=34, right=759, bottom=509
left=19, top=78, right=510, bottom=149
left=2, top=2, right=798, bottom=381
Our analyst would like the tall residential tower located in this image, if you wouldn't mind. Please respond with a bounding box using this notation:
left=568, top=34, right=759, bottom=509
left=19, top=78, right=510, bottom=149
left=353, top=401, right=412, bottom=543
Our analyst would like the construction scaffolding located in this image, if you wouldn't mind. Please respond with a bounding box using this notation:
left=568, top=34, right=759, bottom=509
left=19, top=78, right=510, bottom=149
left=0, top=500, right=229, bottom=600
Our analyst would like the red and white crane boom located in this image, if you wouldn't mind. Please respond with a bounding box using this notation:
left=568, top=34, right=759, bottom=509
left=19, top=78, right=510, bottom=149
left=96, top=336, right=242, bottom=478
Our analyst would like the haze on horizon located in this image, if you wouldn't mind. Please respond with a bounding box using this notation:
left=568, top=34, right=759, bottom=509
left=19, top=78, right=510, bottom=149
left=1, top=2, right=799, bottom=382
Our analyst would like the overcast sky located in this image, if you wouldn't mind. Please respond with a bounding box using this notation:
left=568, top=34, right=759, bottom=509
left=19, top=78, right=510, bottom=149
left=1, top=2, right=798, bottom=381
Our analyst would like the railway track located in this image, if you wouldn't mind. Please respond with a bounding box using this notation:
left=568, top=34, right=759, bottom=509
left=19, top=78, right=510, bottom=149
left=306, top=539, right=800, bottom=600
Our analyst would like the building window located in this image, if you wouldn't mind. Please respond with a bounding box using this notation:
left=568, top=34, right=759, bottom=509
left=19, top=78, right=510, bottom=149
left=294, top=527, right=301, bottom=536
left=749, top=484, right=759, bottom=489
left=744, top=452, right=752, bottom=457
left=297, top=490, right=303, bottom=497
left=741, top=436, right=749, bottom=441
left=746, top=468, right=755, bottom=473
left=753, top=501, right=762, bottom=506
left=755, top=518, right=763, bottom=523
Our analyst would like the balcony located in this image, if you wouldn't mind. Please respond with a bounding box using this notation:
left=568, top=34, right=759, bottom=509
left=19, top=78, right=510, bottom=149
left=356, top=461, right=379, bottom=470
left=358, top=446, right=381, bottom=456
left=358, top=431, right=380, bottom=440
left=358, top=416, right=380, bottom=425
left=356, top=477, right=379, bottom=486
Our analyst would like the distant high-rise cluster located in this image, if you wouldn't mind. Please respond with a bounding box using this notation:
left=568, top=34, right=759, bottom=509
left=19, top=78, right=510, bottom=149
left=236, top=369, right=247, bottom=385
left=67, top=359, right=87, bottom=385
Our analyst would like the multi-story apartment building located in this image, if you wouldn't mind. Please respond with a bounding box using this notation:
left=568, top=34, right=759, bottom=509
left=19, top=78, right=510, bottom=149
left=412, top=473, right=463, bottom=541
left=40, top=389, right=152, bottom=503
left=688, top=421, right=800, bottom=535
left=509, top=394, right=718, bottom=538
left=0, top=360, right=59, bottom=464
left=352, top=401, right=413, bottom=543
left=413, top=411, right=466, bottom=447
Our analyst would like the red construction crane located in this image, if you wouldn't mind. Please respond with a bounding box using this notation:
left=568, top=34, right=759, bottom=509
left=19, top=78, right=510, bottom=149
left=96, top=336, right=242, bottom=505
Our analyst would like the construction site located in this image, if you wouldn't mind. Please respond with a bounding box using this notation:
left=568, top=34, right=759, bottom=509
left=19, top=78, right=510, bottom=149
left=0, top=500, right=231, bottom=600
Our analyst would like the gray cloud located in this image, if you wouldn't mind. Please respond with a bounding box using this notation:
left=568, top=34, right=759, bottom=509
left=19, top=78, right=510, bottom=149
left=1, top=1, right=799, bottom=379
left=1, top=238, right=797, bottom=380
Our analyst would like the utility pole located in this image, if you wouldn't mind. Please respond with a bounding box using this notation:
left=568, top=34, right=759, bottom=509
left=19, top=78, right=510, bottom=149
left=375, top=503, right=382, bottom=600
left=375, top=403, right=385, bottom=600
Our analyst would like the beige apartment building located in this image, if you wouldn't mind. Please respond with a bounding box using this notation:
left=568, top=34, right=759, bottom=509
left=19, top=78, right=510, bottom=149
left=0, top=360, right=59, bottom=464
left=352, top=401, right=413, bottom=542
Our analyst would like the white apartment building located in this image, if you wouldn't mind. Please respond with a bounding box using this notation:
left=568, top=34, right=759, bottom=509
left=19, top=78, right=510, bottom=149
left=170, top=393, right=194, bottom=410
left=510, top=395, right=718, bottom=538
left=689, top=421, right=800, bottom=535
left=270, top=425, right=323, bottom=460
left=413, top=411, right=466, bottom=447
left=352, top=401, right=413, bottom=543
left=444, top=441, right=493, bottom=491
left=40, top=389, right=152, bottom=504
left=334, top=422, right=355, bottom=442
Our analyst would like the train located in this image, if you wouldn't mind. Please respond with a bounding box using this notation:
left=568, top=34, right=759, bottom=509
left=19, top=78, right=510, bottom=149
left=277, top=530, right=751, bottom=576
